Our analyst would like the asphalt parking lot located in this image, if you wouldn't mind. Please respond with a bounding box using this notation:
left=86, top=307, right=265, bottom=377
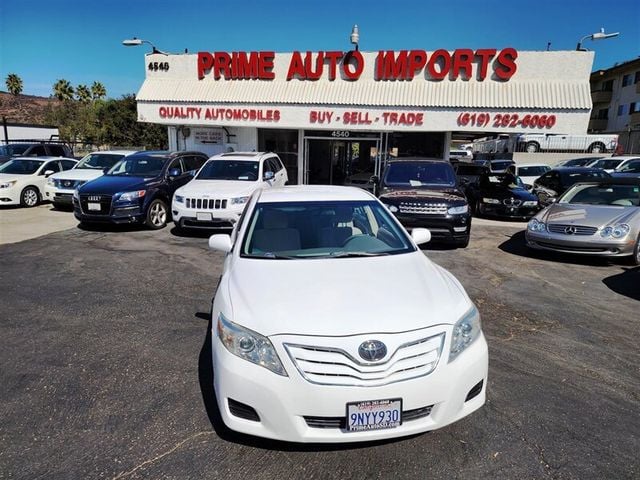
left=1, top=216, right=638, bottom=479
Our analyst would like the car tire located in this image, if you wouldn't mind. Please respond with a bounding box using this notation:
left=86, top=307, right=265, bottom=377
left=455, top=236, right=470, bottom=248
left=20, top=186, right=40, bottom=208
left=631, top=234, right=640, bottom=266
left=474, top=200, right=483, bottom=218
left=145, top=199, right=169, bottom=230
left=525, top=142, right=539, bottom=153
left=588, top=142, right=606, bottom=154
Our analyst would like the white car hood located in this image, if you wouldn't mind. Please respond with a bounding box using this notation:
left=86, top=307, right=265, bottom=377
left=50, top=169, right=104, bottom=181
left=226, top=252, right=471, bottom=337
left=179, top=179, right=259, bottom=197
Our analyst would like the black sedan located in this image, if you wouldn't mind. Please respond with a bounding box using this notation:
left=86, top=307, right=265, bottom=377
left=465, top=174, right=541, bottom=220
left=532, top=167, right=611, bottom=206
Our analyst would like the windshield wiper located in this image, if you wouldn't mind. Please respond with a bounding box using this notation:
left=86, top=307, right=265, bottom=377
left=256, top=253, right=300, bottom=259
left=329, top=251, right=391, bottom=258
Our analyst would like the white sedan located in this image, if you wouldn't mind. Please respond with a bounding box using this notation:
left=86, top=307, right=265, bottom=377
left=0, top=156, right=77, bottom=207
left=515, top=163, right=551, bottom=187
left=207, top=185, right=488, bottom=442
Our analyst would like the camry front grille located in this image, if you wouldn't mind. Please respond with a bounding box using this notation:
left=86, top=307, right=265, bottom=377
left=547, top=224, right=598, bottom=236
left=185, top=197, right=227, bottom=209
left=398, top=202, right=448, bottom=215
left=284, top=333, right=445, bottom=387
left=304, top=404, right=434, bottom=429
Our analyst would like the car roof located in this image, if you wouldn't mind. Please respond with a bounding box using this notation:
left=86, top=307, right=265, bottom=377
left=210, top=151, right=274, bottom=160
left=608, top=156, right=640, bottom=160
left=517, top=163, right=550, bottom=168
left=126, top=150, right=204, bottom=159
left=571, top=177, right=640, bottom=187
left=552, top=167, right=608, bottom=173
left=387, top=157, right=447, bottom=163
left=12, top=156, right=76, bottom=161
left=257, top=185, right=375, bottom=203
left=88, top=150, right=139, bottom=155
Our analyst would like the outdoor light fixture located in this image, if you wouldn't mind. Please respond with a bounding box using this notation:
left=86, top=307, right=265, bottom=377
left=350, top=25, right=360, bottom=51
left=122, top=37, right=168, bottom=55
left=576, top=28, right=620, bottom=51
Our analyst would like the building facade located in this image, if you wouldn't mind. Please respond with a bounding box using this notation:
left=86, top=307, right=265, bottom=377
left=589, top=57, right=640, bottom=153
left=135, top=48, right=595, bottom=184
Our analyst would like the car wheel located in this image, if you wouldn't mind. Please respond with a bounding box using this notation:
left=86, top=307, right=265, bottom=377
left=20, top=186, right=40, bottom=208
left=145, top=199, right=168, bottom=229
left=525, top=142, right=539, bottom=153
left=474, top=200, right=483, bottom=217
left=632, top=234, right=640, bottom=266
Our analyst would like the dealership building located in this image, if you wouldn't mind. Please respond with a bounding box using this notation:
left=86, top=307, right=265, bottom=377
left=134, top=48, right=594, bottom=184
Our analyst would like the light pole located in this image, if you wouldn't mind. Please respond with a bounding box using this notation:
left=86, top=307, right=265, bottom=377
left=576, top=28, right=620, bottom=51
left=122, top=37, right=168, bottom=55
left=350, top=25, right=360, bottom=51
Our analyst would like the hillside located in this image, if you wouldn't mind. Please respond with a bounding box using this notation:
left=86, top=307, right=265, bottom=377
left=0, top=91, right=60, bottom=125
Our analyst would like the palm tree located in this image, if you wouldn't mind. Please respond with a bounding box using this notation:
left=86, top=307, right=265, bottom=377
left=52, top=79, right=74, bottom=101
left=75, top=84, right=92, bottom=103
left=5, top=73, right=23, bottom=95
left=91, top=81, right=106, bottom=100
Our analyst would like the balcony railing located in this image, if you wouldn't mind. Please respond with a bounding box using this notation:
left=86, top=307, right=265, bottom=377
left=591, top=90, right=612, bottom=104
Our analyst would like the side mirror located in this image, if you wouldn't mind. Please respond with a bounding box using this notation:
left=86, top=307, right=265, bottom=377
left=548, top=197, right=558, bottom=204
left=411, top=228, right=431, bottom=246
left=209, top=234, right=232, bottom=253
left=44, top=170, right=55, bottom=177
left=168, top=168, right=181, bottom=179
left=263, top=171, right=274, bottom=181
left=369, top=175, right=380, bottom=184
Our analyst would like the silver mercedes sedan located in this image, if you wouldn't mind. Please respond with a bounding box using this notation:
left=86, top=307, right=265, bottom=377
left=526, top=178, right=640, bottom=265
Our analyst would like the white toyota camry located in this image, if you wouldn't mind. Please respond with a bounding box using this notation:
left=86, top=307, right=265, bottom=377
left=208, top=185, right=488, bottom=443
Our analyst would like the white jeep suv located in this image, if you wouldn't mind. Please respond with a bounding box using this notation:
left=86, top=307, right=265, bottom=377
left=172, top=152, right=288, bottom=230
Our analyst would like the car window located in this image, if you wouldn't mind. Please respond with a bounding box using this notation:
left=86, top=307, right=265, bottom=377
left=108, top=155, right=167, bottom=176
left=0, top=159, right=45, bottom=174
left=61, top=160, right=76, bottom=170
left=456, top=165, right=486, bottom=175
left=41, top=161, right=61, bottom=174
left=167, top=158, right=184, bottom=175
left=620, top=160, right=640, bottom=173
left=183, top=155, right=207, bottom=173
left=197, top=160, right=259, bottom=181
left=560, top=184, right=640, bottom=206
left=26, top=145, right=46, bottom=156
left=263, top=158, right=275, bottom=175
left=383, top=162, right=456, bottom=187
left=518, top=166, right=550, bottom=176
left=48, top=145, right=66, bottom=156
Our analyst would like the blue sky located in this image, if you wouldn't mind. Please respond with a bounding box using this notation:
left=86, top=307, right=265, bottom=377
left=1, top=0, right=638, bottom=98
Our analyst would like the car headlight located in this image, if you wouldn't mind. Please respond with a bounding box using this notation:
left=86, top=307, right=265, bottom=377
left=117, top=190, right=146, bottom=202
left=47, top=178, right=56, bottom=186
left=382, top=203, right=399, bottom=213
left=482, top=198, right=500, bottom=204
left=448, top=204, right=469, bottom=215
left=217, top=313, right=287, bottom=376
left=0, top=180, right=17, bottom=189
left=528, top=218, right=547, bottom=232
left=231, top=196, right=249, bottom=205
left=174, top=194, right=184, bottom=204
left=522, top=201, right=538, bottom=207
left=601, top=224, right=630, bottom=239
left=449, top=305, right=482, bottom=362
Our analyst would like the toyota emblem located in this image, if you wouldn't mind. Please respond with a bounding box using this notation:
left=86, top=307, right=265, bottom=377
left=564, top=226, right=577, bottom=235
left=358, top=340, right=387, bottom=362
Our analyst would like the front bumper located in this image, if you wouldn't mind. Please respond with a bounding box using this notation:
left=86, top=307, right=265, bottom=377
left=212, top=328, right=488, bottom=443
left=45, top=185, right=74, bottom=206
left=478, top=203, right=539, bottom=220
left=73, top=197, right=145, bottom=224
left=172, top=201, right=241, bottom=229
left=393, top=213, right=471, bottom=241
left=525, top=230, right=636, bottom=257
left=0, top=187, right=20, bottom=205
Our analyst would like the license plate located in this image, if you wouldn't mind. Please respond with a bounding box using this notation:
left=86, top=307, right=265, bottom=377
left=88, top=202, right=101, bottom=211
left=346, top=398, right=402, bottom=432
left=196, top=212, right=212, bottom=221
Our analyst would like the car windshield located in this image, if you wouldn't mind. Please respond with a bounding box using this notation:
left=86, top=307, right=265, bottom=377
left=107, top=156, right=166, bottom=176
left=0, top=145, right=30, bottom=156
left=563, top=158, right=595, bottom=167
left=383, top=162, right=456, bottom=187
left=0, top=159, right=44, bottom=175
left=491, top=161, right=513, bottom=171
left=77, top=153, right=126, bottom=170
left=456, top=165, right=486, bottom=175
left=518, top=166, right=550, bottom=176
left=618, top=161, right=640, bottom=173
left=590, top=159, right=622, bottom=169
left=197, top=160, right=259, bottom=181
left=241, top=201, right=414, bottom=259
left=560, top=184, right=640, bottom=206
left=561, top=171, right=610, bottom=185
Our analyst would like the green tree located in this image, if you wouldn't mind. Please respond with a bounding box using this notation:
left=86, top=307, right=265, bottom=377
left=52, top=79, right=74, bottom=101
left=75, top=84, right=92, bottom=103
left=91, top=81, right=106, bottom=100
left=5, top=73, right=23, bottom=95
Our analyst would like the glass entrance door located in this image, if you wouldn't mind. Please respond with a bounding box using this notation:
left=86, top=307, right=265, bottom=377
left=304, top=137, right=381, bottom=186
